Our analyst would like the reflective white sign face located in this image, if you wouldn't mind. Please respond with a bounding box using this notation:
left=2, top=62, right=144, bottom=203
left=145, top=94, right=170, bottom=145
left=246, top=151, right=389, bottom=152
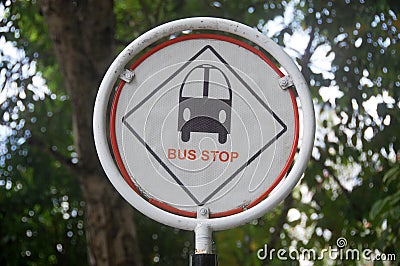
left=110, top=34, right=299, bottom=218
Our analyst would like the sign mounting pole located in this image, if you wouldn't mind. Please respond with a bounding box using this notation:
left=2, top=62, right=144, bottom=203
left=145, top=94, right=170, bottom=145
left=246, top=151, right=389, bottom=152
left=191, top=207, right=217, bottom=265
left=93, top=17, right=315, bottom=266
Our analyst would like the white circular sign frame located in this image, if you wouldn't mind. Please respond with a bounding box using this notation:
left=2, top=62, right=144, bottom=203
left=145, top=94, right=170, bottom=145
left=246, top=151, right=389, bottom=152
left=93, top=17, right=315, bottom=231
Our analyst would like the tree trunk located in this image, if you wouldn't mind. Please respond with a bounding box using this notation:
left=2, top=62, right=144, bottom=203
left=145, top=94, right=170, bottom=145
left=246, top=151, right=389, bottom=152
left=40, top=0, right=143, bottom=265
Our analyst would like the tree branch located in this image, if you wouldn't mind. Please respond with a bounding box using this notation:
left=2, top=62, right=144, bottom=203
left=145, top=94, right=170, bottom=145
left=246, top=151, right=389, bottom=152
left=262, top=193, right=294, bottom=266
left=29, top=135, right=81, bottom=176
left=329, top=171, right=363, bottom=221
left=315, top=160, right=363, bottom=221
left=329, top=170, right=351, bottom=198
left=137, top=0, right=154, bottom=27
left=298, top=25, right=327, bottom=82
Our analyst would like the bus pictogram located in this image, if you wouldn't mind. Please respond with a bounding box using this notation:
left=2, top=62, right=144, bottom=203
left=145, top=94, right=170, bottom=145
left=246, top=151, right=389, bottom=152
left=178, top=64, right=232, bottom=144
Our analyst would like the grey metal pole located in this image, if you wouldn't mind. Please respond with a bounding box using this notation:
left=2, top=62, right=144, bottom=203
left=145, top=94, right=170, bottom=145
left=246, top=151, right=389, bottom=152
left=190, top=208, right=218, bottom=266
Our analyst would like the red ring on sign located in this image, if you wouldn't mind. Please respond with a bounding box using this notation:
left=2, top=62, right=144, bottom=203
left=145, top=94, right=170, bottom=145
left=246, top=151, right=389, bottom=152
left=110, top=34, right=299, bottom=218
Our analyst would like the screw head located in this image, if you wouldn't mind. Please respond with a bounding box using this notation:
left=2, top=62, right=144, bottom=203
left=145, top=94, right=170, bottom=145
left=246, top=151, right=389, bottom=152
left=125, top=72, right=133, bottom=79
left=120, top=69, right=135, bottom=82
left=199, top=208, right=208, bottom=216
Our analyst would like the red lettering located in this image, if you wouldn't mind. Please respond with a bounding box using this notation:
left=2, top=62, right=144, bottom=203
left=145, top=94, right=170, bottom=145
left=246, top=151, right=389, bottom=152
left=168, top=149, right=176, bottom=159
left=168, top=149, right=239, bottom=163
left=178, top=149, right=186, bottom=160
left=210, top=150, right=219, bottom=161
left=219, top=151, right=229, bottom=162
left=201, top=150, right=209, bottom=161
left=231, top=152, right=239, bottom=162
left=188, top=149, right=197, bottom=160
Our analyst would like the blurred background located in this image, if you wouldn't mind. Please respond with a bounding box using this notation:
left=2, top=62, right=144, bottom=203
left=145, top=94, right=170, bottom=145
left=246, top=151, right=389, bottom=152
left=0, top=0, right=399, bottom=265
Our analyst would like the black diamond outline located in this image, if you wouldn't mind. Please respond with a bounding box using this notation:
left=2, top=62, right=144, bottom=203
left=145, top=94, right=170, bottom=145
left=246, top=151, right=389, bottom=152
left=122, top=45, right=287, bottom=206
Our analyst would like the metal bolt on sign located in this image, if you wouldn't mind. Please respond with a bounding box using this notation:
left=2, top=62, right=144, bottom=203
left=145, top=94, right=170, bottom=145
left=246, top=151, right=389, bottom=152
left=279, top=75, right=294, bottom=90
left=119, top=69, right=135, bottom=83
left=93, top=17, right=315, bottom=266
left=199, top=207, right=209, bottom=218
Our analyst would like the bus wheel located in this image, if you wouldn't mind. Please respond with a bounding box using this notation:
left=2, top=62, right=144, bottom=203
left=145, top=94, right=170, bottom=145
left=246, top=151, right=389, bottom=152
left=219, top=133, right=227, bottom=144
left=181, top=131, right=190, bottom=142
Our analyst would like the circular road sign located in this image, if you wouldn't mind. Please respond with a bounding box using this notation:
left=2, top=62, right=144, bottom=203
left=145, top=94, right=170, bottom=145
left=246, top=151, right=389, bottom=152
left=94, top=17, right=315, bottom=231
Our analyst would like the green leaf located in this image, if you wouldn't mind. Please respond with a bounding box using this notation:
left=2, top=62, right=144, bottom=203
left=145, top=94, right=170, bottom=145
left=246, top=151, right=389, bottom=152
left=370, top=198, right=390, bottom=220
left=383, top=165, right=400, bottom=186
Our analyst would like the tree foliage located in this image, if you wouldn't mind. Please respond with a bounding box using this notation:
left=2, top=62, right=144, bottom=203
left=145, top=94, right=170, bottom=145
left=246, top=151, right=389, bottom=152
left=0, top=0, right=399, bottom=265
